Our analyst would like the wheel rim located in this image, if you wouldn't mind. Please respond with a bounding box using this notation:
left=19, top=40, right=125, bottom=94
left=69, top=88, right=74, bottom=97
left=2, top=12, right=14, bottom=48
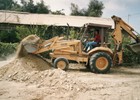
left=57, top=61, right=66, bottom=69
left=96, top=57, right=108, bottom=70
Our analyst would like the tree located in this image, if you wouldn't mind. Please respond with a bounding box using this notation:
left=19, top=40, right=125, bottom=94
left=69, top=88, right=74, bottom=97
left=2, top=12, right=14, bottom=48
left=70, top=0, right=104, bottom=17
left=26, top=0, right=36, bottom=13
left=70, top=3, right=80, bottom=16
left=0, top=0, right=20, bottom=11
left=21, top=0, right=50, bottom=14
left=87, top=0, right=104, bottom=17
left=21, top=0, right=36, bottom=13
left=35, top=0, right=50, bottom=14
left=0, top=0, right=13, bottom=10
left=11, top=1, right=21, bottom=11
left=51, top=9, right=65, bottom=15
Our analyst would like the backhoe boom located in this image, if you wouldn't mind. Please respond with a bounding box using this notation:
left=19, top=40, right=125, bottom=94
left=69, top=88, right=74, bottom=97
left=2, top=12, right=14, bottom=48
left=112, top=15, right=140, bottom=64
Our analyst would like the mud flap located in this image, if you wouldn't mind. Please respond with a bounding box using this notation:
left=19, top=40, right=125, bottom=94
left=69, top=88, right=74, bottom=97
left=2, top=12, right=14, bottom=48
left=126, top=43, right=140, bottom=54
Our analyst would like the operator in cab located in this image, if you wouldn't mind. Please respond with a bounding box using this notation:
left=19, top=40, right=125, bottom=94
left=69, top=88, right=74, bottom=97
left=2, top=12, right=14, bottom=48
left=84, top=30, right=101, bottom=52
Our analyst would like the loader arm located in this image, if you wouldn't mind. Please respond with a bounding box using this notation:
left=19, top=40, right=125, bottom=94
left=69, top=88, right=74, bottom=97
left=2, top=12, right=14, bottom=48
left=33, top=36, right=65, bottom=54
left=22, top=36, right=64, bottom=54
left=111, top=15, right=140, bottom=64
left=22, top=35, right=84, bottom=56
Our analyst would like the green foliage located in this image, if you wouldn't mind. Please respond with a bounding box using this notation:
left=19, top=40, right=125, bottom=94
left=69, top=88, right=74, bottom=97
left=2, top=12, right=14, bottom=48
left=45, top=26, right=67, bottom=39
left=0, top=0, right=50, bottom=14
left=70, top=3, right=81, bottom=16
left=87, top=0, right=104, bottom=17
left=51, top=10, right=65, bottom=15
left=70, top=0, right=104, bottom=17
left=16, top=25, right=48, bottom=40
left=35, top=0, right=50, bottom=14
left=123, top=48, right=140, bottom=65
left=0, top=25, right=67, bottom=43
left=0, top=42, right=18, bottom=58
left=20, top=0, right=50, bottom=14
left=29, top=25, right=48, bottom=38
left=21, top=0, right=36, bottom=13
left=122, top=36, right=140, bottom=64
left=0, top=0, right=21, bottom=11
left=70, top=3, right=88, bottom=16
left=16, top=26, right=32, bottom=40
left=0, top=30, right=19, bottom=43
left=69, top=28, right=79, bottom=39
left=0, top=0, right=14, bottom=10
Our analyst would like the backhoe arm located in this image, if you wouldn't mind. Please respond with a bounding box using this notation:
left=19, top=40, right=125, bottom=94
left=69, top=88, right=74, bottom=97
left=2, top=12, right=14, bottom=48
left=111, top=15, right=140, bottom=64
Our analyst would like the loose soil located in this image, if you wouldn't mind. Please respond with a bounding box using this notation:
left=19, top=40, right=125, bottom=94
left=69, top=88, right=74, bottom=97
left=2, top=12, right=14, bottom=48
left=0, top=59, right=140, bottom=100
left=0, top=35, right=140, bottom=100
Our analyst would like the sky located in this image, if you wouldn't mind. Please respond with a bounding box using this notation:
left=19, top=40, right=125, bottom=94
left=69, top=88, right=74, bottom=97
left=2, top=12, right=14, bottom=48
left=33, top=0, right=140, bottom=33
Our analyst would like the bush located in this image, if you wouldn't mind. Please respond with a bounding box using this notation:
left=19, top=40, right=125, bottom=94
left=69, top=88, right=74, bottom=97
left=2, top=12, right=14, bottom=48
left=122, top=36, right=140, bottom=65
left=123, top=49, right=140, bottom=65
left=69, top=28, right=78, bottom=39
left=0, top=42, right=18, bottom=58
left=0, top=30, right=19, bottom=43
left=16, top=25, right=48, bottom=41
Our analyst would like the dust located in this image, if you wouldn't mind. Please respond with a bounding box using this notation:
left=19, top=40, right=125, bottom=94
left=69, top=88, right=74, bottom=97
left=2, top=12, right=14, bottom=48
left=16, top=43, right=28, bottom=58
left=0, top=53, right=15, bottom=67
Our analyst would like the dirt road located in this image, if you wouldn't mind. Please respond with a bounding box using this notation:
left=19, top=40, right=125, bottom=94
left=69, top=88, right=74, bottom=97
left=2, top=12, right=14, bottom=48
left=0, top=60, right=140, bottom=100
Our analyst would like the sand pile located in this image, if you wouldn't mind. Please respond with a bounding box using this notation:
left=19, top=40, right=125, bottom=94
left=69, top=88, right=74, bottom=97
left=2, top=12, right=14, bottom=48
left=0, top=54, right=52, bottom=81
left=0, top=35, right=88, bottom=99
left=0, top=35, right=52, bottom=81
left=0, top=63, right=87, bottom=99
left=0, top=55, right=86, bottom=99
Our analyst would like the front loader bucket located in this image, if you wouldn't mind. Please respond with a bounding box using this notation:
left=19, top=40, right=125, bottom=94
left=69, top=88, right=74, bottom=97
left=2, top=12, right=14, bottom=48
left=126, top=43, right=140, bottom=54
left=21, top=35, right=41, bottom=53
left=24, top=43, right=38, bottom=53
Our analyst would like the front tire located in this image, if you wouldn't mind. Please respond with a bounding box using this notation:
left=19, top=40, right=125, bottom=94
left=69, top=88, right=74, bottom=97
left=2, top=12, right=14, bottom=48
left=90, top=52, right=112, bottom=73
left=54, top=57, right=69, bottom=71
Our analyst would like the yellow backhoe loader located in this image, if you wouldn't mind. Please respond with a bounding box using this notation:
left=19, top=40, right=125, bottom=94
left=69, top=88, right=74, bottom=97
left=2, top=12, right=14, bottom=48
left=21, top=15, right=140, bottom=73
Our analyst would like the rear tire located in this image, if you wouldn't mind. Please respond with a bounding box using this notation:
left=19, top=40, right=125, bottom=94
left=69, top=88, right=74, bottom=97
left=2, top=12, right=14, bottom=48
left=90, top=52, right=112, bottom=74
left=54, top=57, right=69, bottom=71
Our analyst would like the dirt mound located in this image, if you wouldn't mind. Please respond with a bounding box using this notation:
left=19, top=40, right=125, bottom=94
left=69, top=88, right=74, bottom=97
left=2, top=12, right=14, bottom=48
left=0, top=35, right=52, bottom=81
left=0, top=54, right=52, bottom=81
left=0, top=54, right=86, bottom=99
left=0, top=35, right=87, bottom=99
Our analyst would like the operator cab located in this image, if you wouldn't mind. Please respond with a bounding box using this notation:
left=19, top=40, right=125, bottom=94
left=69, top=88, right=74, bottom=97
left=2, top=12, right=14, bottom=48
left=78, top=23, right=112, bottom=51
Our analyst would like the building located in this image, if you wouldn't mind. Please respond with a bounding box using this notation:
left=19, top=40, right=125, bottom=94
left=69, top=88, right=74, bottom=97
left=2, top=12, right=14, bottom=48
left=0, top=10, right=114, bottom=29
